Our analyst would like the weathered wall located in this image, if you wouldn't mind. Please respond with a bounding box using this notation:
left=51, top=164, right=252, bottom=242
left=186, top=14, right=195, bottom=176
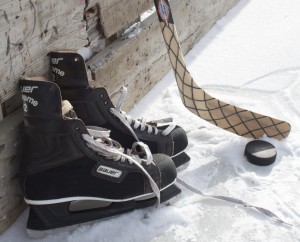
left=0, top=0, right=154, bottom=116
left=0, top=0, right=240, bottom=234
left=88, top=0, right=240, bottom=112
left=0, top=0, right=88, bottom=115
left=98, top=0, right=152, bottom=38
left=0, top=109, right=25, bottom=233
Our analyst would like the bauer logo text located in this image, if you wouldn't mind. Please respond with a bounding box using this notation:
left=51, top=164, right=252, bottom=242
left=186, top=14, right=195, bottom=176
left=51, top=58, right=63, bottom=64
left=52, top=67, right=65, bottom=76
left=21, top=86, right=38, bottom=93
left=97, top=165, right=122, bottom=178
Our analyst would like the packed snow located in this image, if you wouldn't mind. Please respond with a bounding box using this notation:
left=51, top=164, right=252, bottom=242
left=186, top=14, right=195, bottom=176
left=1, top=0, right=300, bottom=241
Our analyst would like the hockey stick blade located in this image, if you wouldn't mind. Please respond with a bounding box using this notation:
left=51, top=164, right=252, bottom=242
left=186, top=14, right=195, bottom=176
left=153, top=0, right=291, bottom=140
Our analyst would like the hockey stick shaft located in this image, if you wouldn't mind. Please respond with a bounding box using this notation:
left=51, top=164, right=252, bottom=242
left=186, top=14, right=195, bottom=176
left=153, top=0, right=291, bottom=140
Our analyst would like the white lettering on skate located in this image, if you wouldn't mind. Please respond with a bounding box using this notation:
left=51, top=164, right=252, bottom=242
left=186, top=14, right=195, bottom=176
left=97, top=165, right=122, bottom=178
left=52, top=66, right=65, bottom=76
left=22, top=94, right=38, bottom=110
left=51, top=57, right=63, bottom=64
left=23, top=103, right=28, bottom=112
left=21, top=86, right=38, bottom=93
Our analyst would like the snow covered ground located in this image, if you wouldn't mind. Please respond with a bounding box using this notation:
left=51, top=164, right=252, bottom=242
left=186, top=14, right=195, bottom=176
left=1, top=0, right=300, bottom=241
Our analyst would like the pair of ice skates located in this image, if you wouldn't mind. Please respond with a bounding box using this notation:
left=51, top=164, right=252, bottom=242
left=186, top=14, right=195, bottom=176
left=20, top=50, right=189, bottom=236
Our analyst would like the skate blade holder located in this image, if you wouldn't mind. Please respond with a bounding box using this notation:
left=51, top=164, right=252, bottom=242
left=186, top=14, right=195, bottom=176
left=26, top=184, right=181, bottom=238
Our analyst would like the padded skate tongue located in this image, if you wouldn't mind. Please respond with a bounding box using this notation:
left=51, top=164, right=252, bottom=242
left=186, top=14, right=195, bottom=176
left=62, top=100, right=78, bottom=118
left=49, top=50, right=89, bottom=88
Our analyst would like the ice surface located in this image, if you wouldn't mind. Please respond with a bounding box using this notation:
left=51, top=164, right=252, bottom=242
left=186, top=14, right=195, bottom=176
left=1, top=0, right=300, bottom=241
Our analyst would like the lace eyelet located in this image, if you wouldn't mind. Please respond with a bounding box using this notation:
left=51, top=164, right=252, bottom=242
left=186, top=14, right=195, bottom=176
left=100, top=94, right=104, bottom=98
left=104, top=101, right=108, bottom=105
left=74, top=57, right=79, bottom=62
left=75, top=126, right=80, bottom=131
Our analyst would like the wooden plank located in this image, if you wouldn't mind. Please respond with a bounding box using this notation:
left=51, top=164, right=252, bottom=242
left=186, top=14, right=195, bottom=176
left=86, top=0, right=100, bottom=9
left=0, top=106, right=3, bottom=121
left=85, top=0, right=152, bottom=51
left=0, top=93, right=22, bottom=118
left=88, top=0, right=240, bottom=112
left=98, top=0, right=152, bottom=38
left=119, top=54, right=170, bottom=111
left=85, top=4, right=106, bottom=53
left=0, top=108, right=25, bottom=234
left=0, top=0, right=88, bottom=106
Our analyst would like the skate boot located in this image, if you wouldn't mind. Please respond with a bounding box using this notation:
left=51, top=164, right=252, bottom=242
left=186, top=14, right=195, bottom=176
left=19, top=77, right=180, bottom=237
left=49, top=50, right=190, bottom=167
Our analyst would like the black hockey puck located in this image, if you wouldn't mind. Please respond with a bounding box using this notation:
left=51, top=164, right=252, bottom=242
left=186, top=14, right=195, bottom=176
left=244, top=140, right=277, bottom=166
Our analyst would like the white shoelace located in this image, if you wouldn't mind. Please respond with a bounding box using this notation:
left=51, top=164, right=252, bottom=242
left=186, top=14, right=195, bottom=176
left=71, top=103, right=291, bottom=224
left=177, top=178, right=293, bottom=226
left=82, top=126, right=161, bottom=205
left=82, top=127, right=291, bottom=224
left=110, top=86, right=176, bottom=136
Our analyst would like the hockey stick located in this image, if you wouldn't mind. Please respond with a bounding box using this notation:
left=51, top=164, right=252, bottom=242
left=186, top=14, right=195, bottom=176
left=153, top=0, right=291, bottom=140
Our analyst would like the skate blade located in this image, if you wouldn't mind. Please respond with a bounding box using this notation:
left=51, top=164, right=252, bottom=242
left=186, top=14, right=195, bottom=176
left=172, top=152, right=190, bottom=168
left=26, top=184, right=181, bottom=238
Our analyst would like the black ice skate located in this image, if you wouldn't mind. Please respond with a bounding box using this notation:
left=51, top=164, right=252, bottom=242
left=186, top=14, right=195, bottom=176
left=49, top=50, right=190, bottom=167
left=19, top=77, right=180, bottom=237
